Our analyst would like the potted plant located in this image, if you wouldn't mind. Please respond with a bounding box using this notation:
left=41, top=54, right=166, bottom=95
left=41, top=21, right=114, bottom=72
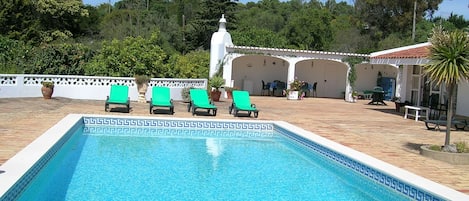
left=135, top=75, right=150, bottom=103
left=287, top=79, right=304, bottom=100
left=209, top=76, right=224, bottom=101
left=41, top=81, right=54, bottom=99
left=181, top=87, right=193, bottom=103
left=224, top=86, right=240, bottom=99
left=391, top=96, right=403, bottom=112
left=352, top=91, right=359, bottom=102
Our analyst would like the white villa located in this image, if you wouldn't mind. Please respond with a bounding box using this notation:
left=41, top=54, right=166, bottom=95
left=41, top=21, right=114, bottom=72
left=0, top=16, right=468, bottom=118
left=210, top=16, right=469, bottom=117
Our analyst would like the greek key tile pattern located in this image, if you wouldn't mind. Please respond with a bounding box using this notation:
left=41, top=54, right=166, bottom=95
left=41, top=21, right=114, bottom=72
left=82, top=117, right=274, bottom=131
left=275, top=126, right=444, bottom=201
left=83, top=127, right=275, bottom=139
left=2, top=116, right=443, bottom=201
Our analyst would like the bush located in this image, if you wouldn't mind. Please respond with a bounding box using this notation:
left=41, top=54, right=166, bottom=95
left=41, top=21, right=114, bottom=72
left=25, top=43, right=94, bottom=75
left=84, top=33, right=167, bottom=77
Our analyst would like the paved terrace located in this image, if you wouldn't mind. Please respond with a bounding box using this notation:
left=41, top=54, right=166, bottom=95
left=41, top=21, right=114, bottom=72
left=0, top=96, right=468, bottom=194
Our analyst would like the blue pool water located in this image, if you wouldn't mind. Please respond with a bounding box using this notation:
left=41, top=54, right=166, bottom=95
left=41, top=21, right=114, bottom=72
left=17, top=126, right=409, bottom=201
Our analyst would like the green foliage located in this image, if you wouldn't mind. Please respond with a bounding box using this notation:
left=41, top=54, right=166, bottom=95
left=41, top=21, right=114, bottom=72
left=425, top=27, right=469, bottom=87
left=455, top=141, right=468, bottom=153
left=41, top=81, right=54, bottom=88
left=424, top=26, right=469, bottom=146
left=181, top=86, right=194, bottom=102
left=84, top=32, right=167, bottom=77
left=231, top=28, right=288, bottom=48
left=209, top=76, right=224, bottom=91
left=25, top=43, right=94, bottom=75
left=134, top=75, right=150, bottom=85
left=167, top=50, right=209, bottom=78
left=0, top=36, right=33, bottom=73
left=282, top=8, right=333, bottom=50
left=342, top=57, right=366, bottom=88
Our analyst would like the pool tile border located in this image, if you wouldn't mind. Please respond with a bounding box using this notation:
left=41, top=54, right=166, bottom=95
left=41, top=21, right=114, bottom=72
left=275, top=125, right=443, bottom=201
left=1, top=115, right=468, bottom=201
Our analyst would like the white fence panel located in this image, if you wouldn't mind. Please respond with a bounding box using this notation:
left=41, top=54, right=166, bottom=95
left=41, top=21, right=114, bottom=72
left=0, top=74, right=207, bottom=101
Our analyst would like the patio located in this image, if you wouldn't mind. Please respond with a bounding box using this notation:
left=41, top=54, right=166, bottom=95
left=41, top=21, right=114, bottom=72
left=0, top=96, right=468, bottom=194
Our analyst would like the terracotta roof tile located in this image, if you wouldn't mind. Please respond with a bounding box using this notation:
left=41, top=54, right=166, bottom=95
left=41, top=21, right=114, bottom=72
left=372, top=45, right=431, bottom=59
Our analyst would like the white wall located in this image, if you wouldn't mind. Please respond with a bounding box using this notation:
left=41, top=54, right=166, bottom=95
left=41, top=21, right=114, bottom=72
left=355, top=64, right=398, bottom=93
left=232, top=56, right=288, bottom=95
left=0, top=74, right=207, bottom=101
left=296, top=60, right=347, bottom=98
left=457, top=80, right=469, bottom=117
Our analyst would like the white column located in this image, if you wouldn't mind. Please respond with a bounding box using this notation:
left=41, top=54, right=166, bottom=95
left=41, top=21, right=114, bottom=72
left=286, top=60, right=296, bottom=89
left=395, top=64, right=402, bottom=100
left=400, top=65, right=409, bottom=102
left=344, top=63, right=352, bottom=102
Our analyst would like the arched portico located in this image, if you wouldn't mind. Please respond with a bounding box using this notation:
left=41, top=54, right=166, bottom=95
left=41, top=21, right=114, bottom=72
left=219, top=46, right=368, bottom=101
left=209, top=15, right=369, bottom=102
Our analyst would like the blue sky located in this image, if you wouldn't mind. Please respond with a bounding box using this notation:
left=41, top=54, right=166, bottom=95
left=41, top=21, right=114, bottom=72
left=82, top=0, right=468, bottom=19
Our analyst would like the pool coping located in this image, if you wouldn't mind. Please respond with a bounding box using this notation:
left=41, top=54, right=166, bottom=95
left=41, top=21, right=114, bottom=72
left=0, top=114, right=468, bottom=200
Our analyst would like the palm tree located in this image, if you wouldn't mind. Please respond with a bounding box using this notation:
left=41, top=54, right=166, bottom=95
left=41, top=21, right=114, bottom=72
left=424, top=26, right=469, bottom=149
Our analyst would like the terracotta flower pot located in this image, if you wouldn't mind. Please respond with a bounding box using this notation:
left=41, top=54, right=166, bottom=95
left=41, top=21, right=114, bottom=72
left=41, top=86, right=54, bottom=99
left=211, top=90, right=221, bottom=101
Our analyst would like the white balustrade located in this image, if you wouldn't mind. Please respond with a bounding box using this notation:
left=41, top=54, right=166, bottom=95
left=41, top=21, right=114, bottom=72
left=0, top=74, right=207, bottom=101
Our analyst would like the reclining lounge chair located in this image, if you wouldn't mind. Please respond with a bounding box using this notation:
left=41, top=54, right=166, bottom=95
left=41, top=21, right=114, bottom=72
left=229, top=90, right=259, bottom=118
left=105, top=85, right=130, bottom=113
left=149, top=86, right=174, bottom=115
left=424, top=115, right=467, bottom=130
left=188, top=89, right=217, bottom=116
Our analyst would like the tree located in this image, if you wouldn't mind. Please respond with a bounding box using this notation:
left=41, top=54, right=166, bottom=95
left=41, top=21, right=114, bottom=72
left=282, top=8, right=333, bottom=50
left=231, top=28, right=288, bottom=48
left=424, top=27, right=469, bottom=149
left=84, top=32, right=168, bottom=77
left=354, top=0, right=442, bottom=41
left=166, top=50, right=210, bottom=78
left=187, top=0, right=238, bottom=50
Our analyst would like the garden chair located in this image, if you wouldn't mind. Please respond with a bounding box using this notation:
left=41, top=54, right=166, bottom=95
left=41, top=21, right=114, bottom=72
left=149, top=86, right=174, bottom=115
left=188, top=89, right=217, bottom=116
left=229, top=90, right=259, bottom=118
left=105, top=85, right=130, bottom=113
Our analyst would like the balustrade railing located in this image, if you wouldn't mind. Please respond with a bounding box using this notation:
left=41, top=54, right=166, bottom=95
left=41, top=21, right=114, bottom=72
left=0, top=74, right=207, bottom=101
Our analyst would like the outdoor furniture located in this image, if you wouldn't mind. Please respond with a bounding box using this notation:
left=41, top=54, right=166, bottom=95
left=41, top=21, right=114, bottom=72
left=188, top=89, right=217, bottom=116
left=271, top=81, right=286, bottom=96
left=105, top=85, right=130, bottom=113
left=404, top=105, right=429, bottom=121
left=363, top=90, right=373, bottom=100
left=424, top=116, right=467, bottom=130
left=229, top=90, right=259, bottom=118
left=149, top=86, right=174, bottom=115
left=367, top=90, right=387, bottom=105
left=261, top=80, right=270, bottom=96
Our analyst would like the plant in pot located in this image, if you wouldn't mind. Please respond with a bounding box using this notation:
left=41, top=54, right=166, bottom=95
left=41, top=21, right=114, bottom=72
left=224, top=86, right=240, bottom=99
left=286, top=78, right=303, bottom=100
left=41, top=81, right=54, bottom=99
left=352, top=91, right=359, bottom=102
left=181, top=87, right=194, bottom=103
left=209, top=76, right=224, bottom=101
left=135, top=75, right=150, bottom=103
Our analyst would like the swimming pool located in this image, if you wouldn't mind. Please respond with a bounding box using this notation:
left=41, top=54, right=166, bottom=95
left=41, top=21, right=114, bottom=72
left=0, top=114, right=468, bottom=200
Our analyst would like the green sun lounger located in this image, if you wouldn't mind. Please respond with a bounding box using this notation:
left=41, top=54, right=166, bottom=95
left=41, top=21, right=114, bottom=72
left=105, top=85, right=130, bottom=113
left=424, top=116, right=467, bottom=130
left=188, top=89, right=217, bottom=116
left=229, top=90, right=259, bottom=118
left=149, top=86, right=174, bottom=115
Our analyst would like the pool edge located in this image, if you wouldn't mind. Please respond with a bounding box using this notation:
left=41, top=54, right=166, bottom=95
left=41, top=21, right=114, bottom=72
left=1, top=114, right=468, bottom=200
